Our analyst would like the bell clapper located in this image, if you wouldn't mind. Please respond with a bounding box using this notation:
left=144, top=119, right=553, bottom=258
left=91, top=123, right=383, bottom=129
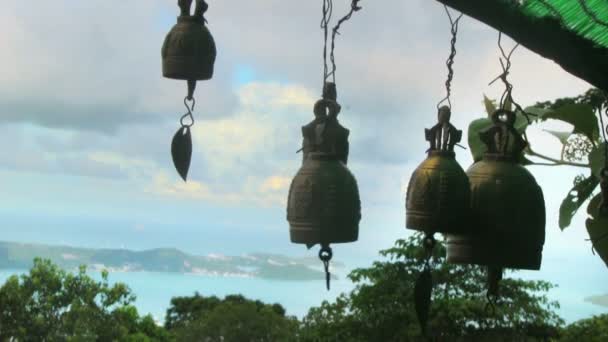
left=485, top=266, right=503, bottom=315
left=319, top=245, right=333, bottom=291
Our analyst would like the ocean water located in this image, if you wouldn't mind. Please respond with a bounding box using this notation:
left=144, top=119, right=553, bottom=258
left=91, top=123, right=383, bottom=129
left=0, top=269, right=354, bottom=324
left=1, top=263, right=606, bottom=325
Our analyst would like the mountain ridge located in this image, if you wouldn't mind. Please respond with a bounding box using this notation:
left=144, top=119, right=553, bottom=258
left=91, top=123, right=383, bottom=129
left=0, top=241, right=343, bottom=281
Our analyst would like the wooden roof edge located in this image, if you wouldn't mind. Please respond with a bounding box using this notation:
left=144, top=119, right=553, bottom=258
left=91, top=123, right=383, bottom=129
left=436, top=0, right=608, bottom=90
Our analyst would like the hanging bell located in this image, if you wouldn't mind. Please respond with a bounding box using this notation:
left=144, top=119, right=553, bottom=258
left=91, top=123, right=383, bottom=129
left=162, top=0, right=217, bottom=82
left=405, top=106, right=470, bottom=235
left=287, top=82, right=361, bottom=247
left=446, top=109, right=546, bottom=270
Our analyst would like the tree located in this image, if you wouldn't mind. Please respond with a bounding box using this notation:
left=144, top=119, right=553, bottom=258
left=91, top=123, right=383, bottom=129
left=300, top=235, right=563, bottom=341
left=165, top=293, right=299, bottom=342
left=559, top=314, right=608, bottom=342
left=0, top=258, right=169, bottom=341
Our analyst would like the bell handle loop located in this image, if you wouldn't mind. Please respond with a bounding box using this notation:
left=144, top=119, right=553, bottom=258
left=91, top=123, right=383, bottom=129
left=491, top=108, right=516, bottom=128
left=314, top=99, right=341, bottom=119
left=178, top=0, right=193, bottom=16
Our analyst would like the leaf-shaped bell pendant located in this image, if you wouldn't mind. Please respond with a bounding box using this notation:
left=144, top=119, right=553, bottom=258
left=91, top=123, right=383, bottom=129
left=447, top=109, right=546, bottom=271
left=405, top=106, right=470, bottom=236
left=162, top=0, right=217, bottom=82
left=286, top=83, right=361, bottom=290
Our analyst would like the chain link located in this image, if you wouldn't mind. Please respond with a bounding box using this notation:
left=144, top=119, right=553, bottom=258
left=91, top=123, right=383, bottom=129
left=488, top=32, right=537, bottom=124
left=437, top=5, right=463, bottom=109
left=180, top=97, right=196, bottom=128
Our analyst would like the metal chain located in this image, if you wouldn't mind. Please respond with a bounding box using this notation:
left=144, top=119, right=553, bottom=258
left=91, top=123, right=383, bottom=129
left=437, top=5, right=463, bottom=110
left=488, top=32, right=537, bottom=124
left=321, top=0, right=334, bottom=85
left=328, top=0, right=362, bottom=84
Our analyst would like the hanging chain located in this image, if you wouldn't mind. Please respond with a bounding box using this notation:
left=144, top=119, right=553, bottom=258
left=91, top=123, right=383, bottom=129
left=328, top=0, right=362, bottom=84
left=319, top=245, right=333, bottom=290
left=489, top=32, right=537, bottom=124
left=437, top=5, right=463, bottom=110
left=321, top=0, right=334, bottom=84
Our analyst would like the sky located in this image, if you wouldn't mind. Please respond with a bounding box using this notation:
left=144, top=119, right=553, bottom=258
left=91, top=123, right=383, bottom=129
left=0, top=0, right=606, bottom=319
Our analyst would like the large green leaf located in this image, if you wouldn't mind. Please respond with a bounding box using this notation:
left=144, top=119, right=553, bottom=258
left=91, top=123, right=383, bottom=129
left=483, top=95, right=496, bottom=118
left=468, top=118, right=492, bottom=162
left=558, top=175, right=599, bottom=230
left=586, top=194, right=608, bottom=267
left=544, top=103, right=599, bottom=142
left=589, top=143, right=607, bottom=178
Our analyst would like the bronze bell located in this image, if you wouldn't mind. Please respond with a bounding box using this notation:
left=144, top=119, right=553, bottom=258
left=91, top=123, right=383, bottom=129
left=287, top=82, right=361, bottom=247
left=162, top=0, right=217, bottom=81
left=447, top=109, right=546, bottom=270
left=405, top=106, right=470, bottom=235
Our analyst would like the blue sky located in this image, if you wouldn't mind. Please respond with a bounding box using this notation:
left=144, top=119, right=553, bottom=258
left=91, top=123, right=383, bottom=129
left=0, top=0, right=606, bottom=320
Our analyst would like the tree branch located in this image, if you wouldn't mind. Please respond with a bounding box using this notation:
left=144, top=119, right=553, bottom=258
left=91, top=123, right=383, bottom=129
left=526, top=148, right=590, bottom=168
left=435, top=0, right=608, bottom=90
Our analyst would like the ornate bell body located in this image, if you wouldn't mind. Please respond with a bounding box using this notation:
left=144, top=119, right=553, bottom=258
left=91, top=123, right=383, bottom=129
left=287, top=83, right=361, bottom=247
left=406, top=106, right=470, bottom=235
left=447, top=109, right=545, bottom=270
left=162, top=0, right=216, bottom=81
left=287, top=152, right=361, bottom=245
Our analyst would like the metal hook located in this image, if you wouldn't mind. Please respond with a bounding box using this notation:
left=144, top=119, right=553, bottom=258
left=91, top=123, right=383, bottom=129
left=180, top=97, right=196, bottom=128
left=319, top=245, right=333, bottom=290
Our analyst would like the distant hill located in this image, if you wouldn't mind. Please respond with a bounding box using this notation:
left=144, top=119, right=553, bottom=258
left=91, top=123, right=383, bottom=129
left=585, top=294, right=608, bottom=308
left=0, top=241, right=344, bottom=281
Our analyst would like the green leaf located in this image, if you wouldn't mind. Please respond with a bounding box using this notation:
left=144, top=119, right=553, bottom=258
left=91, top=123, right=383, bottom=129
left=544, top=130, right=571, bottom=145
left=586, top=194, right=608, bottom=267
left=589, top=143, right=606, bottom=178
left=545, top=103, right=599, bottom=142
left=483, top=95, right=496, bottom=118
left=468, top=118, right=493, bottom=162
left=559, top=175, right=599, bottom=230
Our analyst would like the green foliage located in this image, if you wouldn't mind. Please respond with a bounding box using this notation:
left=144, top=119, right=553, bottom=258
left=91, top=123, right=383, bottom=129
left=0, top=258, right=169, bottom=341
left=558, top=175, right=599, bottom=230
left=559, top=314, right=608, bottom=342
left=585, top=194, right=608, bottom=267
left=165, top=293, right=298, bottom=342
left=544, top=104, right=599, bottom=142
left=300, top=235, right=563, bottom=341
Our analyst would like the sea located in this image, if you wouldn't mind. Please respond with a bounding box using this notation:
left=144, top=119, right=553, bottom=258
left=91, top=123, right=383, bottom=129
left=1, top=255, right=606, bottom=326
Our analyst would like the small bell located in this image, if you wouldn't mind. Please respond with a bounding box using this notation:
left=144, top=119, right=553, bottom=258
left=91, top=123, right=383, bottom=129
left=288, top=82, right=360, bottom=245
left=405, top=106, right=470, bottom=235
left=162, top=0, right=217, bottom=83
left=287, top=82, right=361, bottom=289
left=447, top=109, right=546, bottom=271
